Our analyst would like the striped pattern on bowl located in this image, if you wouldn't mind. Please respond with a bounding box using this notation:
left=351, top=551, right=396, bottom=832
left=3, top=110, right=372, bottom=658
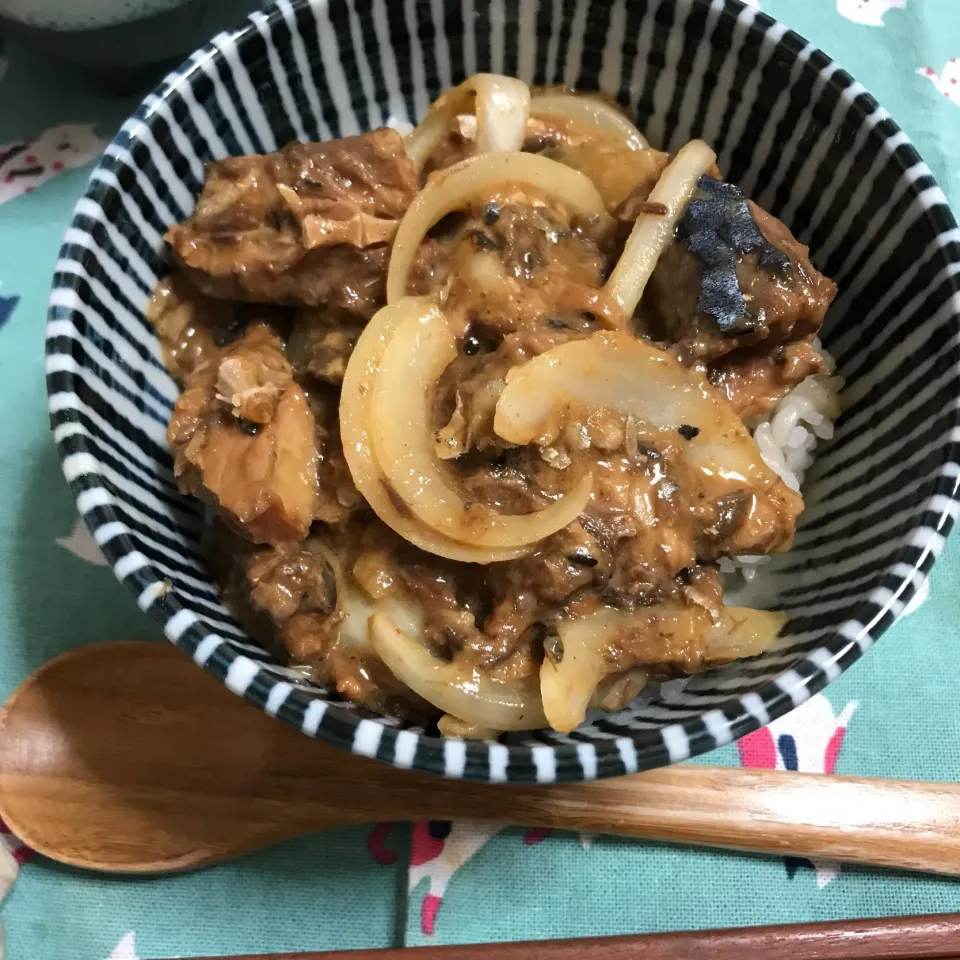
left=46, top=0, right=960, bottom=782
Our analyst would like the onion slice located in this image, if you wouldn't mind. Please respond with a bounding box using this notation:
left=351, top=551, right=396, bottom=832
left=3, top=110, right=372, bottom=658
left=437, top=715, right=500, bottom=740
left=404, top=73, right=531, bottom=173
left=370, top=611, right=548, bottom=731
left=305, top=536, right=377, bottom=655
left=540, top=616, right=616, bottom=735
left=494, top=331, right=787, bottom=493
left=530, top=93, right=648, bottom=151
left=370, top=299, right=592, bottom=549
left=604, top=139, right=716, bottom=318
left=339, top=298, right=525, bottom=563
left=706, top=606, right=786, bottom=662
left=590, top=668, right=649, bottom=713
left=542, top=603, right=711, bottom=734
left=387, top=152, right=612, bottom=303
left=306, top=536, right=428, bottom=656
left=542, top=602, right=782, bottom=732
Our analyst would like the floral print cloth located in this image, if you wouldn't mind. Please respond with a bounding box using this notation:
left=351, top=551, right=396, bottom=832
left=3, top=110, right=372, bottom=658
left=1, top=0, right=959, bottom=956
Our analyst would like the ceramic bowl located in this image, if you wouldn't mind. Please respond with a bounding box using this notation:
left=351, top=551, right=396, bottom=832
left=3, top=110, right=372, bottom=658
left=46, top=0, right=960, bottom=782
left=0, top=0, right=258, bottom=71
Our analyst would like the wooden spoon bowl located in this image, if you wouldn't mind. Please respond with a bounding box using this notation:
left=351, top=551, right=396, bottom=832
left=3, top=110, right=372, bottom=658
left=2, top=640, right=960, bottom=875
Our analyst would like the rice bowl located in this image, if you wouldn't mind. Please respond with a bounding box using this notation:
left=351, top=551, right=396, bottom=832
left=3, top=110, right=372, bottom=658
left=45, top=0, right=960, bottom=782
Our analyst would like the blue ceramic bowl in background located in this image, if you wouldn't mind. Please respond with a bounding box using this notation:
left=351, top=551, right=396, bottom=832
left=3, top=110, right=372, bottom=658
left=0, top=0, right=258, bottom=69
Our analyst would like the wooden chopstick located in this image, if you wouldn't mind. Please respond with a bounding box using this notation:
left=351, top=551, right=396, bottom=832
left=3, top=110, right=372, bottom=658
left=176, top=913, right=960, bottom=960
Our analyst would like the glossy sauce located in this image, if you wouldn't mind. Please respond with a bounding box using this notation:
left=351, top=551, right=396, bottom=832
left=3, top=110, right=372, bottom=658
left=153, top=100, right=836, bottom=722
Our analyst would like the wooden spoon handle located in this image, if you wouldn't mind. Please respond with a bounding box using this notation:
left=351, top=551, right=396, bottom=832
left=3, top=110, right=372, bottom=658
left=3, top=641, right=960, bottom=878
left=180, top=913, right=960, bottom=960
left=429, top=765, right=960, bottom=875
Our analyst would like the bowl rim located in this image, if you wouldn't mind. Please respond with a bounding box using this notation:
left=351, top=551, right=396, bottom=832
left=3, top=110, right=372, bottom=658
left=46, top=0, right=960, bottom=783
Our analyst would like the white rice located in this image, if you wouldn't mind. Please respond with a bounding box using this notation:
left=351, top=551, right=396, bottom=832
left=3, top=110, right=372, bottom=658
left=729, top=339, right=843, bottom=582
left=385, top=115, right=415, bottom=136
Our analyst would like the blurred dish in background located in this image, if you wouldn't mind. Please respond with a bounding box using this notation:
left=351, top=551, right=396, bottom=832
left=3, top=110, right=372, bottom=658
left=0, top=0, right=259, bottom=71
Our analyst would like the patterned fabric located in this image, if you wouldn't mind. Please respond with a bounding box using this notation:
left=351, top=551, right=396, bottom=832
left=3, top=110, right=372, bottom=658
left=1, top=0, right=960, bottom=957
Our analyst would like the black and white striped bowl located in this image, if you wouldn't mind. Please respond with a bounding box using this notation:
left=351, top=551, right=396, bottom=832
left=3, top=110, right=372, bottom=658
left=46, top=0, right=960, bottom=783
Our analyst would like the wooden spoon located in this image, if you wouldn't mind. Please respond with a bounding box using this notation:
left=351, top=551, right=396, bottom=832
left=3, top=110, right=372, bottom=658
left=189, top=914, right=960, bottom=960
left=1, top=641, right=959, bottom=875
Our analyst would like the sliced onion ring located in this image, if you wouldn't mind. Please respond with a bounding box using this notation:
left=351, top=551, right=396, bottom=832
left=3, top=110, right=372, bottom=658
left=590, top=668, right=649, bottom=712
left=530, top=92, right=648, bottom=151
left=604, top=138, right=716, bottom=318
left=437, top=715, right=500, bottom=739
left=339, top=298, right=525, bottom=563
left=494, top=331, right=786, bottom=493
left=387, top=152, right=612, bottom=303
left=370, top=611, right=548, bottom=731
left=706, top=606, right=786, bottom=662
left=541, top=603, right=713, bottom=733
left=404, top=73, right=531, bottom=173
left=305, top=536, right=377, bottom=655
left=540, top=615, right=617, bottom=735
left=370, top=298, right=592, bottom=549
left=541, top=602, right=781, bottom=733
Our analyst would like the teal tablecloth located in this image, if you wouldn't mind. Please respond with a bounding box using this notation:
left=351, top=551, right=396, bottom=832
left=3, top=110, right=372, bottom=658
left=2, top=1, right=960, bottom=957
